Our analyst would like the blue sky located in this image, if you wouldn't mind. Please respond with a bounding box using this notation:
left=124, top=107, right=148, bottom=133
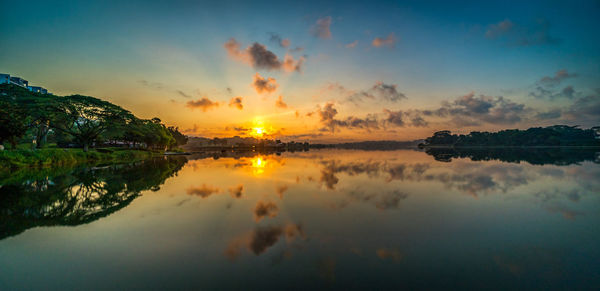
left=1, top=0, right=599, bottom=141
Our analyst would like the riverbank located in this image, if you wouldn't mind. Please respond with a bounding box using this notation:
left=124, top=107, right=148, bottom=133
left=0, top=148, right=162, bottom=170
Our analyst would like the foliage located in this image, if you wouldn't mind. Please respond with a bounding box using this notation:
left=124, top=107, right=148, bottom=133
left=0, top=148, right=158, bottom=170
left=422, top=125, right=600, bottom=147
left=0, top=156, right=187, bottom=240
left=0, top=84, right=188, bottom=152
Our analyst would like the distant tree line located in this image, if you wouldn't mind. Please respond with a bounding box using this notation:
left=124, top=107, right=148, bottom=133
left=0, top=84, right=187, bottom=151
left=421, top=125, right=600, bottom=147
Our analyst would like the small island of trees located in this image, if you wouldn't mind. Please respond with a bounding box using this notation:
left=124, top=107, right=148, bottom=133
left=420, top=125, right=600, bottom=148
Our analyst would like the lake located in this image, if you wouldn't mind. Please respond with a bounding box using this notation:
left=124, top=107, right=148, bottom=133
left=1, top=149, right=599, bottom=290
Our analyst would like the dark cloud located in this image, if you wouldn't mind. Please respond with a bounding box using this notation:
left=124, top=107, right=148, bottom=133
left=252, top=73, right=278, bottom=94
left=275, top=96, right=288, bottom=109
left=224, top=38, right=304, bottom=72
left=228, top=97, right=243, bottom=110
left=535, top=108, right=562, bottom=120
left=348, top=82, right=407, bottom=103
left=225, top=223, right=306, bottom=260
left=562, top=90, right=600, bottom=125
left=315, top=103, right=380, bottom=132
left=538, top=69, right=577, bottom=87
left=248, top=42, right=282, bottom=70
left=186, top=184, right=221, bottom=198
left=311, top=16, right=332, bottom=39
left=372, top=33, right=397, bottom=48
left=186, top=98, right=220, bottom=111
left=529, top=70, right=579, bottom=100
left=269, top=33, right=290, bottom=48
left=485, top=18, right=559, bottom=46
left=254, top=200, right=279, bottom=222
left=176, top=90, right=192, bottom=98
left=433, top=92, right=528, bottom=126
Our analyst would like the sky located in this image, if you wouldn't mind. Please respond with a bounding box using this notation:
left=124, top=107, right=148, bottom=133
left=1, top=0, right=599, bottom=142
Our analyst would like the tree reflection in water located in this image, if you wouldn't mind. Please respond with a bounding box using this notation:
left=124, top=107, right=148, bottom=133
left=0, top=157, right=187, bottom=240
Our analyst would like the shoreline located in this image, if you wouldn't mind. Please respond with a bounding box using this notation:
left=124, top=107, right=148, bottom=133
left=0, top=148, right=163, bottom=171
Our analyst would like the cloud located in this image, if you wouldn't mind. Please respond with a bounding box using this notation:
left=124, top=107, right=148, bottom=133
left=311, top=16, right=332, bottom=39
left=485, top=18, right=559, bottom=46
left=225, top=223, right=306, bottom=260
left=228, top=97, right=243, bottom=110
left=275, top=96, right=288, bottom=109
left=561, top=90, right=600, bottom=125
left=314, top=103, right=379, bottom=132
left=252, top=73, right=278, bottom=94
left=425, top=92, right=529, bottom=126
left=282, top=53, right=306, bottom=72
left=224, top=38, right=304, bottom=72
left=376, top=248, right=403, bottom=262
left=275, top=184, right=289, bottom=198
left=139, top=80, right=194, bottom=99
left=347, top=82, right=407, bottom=103
left=535, top=109, right=562, bottom=120
left=254, top=200, right=279, bottom=222
left=176, top=90, right=192, bottom=98
left=372, top=33, right=397, bottom=48
left=529, top=70, right=578, bottom=100
left=269, top=33, right=290, bottom=48
left=228, top=184, right=244, bottom=198
left=538, top=69, right=577, bottom=87
left=186, top=184, right=221, bottom=198
left=186, top=98, right=220, bottom=111
left=485, top=19, right=514, bottom=39
left=345, top=40, right=358, bottom=48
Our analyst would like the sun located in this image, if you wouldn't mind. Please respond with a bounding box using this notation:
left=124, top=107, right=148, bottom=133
left=253, top=127, right=264, bottom=136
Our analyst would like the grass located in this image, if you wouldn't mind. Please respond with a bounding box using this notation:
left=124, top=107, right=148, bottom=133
left=0, top=147, right=161, bottom=170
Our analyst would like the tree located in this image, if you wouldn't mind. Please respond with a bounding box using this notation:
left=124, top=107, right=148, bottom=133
left=50, top=95, right=135, bottom=151
left=167, top=126, right=188, bottom=149
left=0, top=100, right=29, bottom=149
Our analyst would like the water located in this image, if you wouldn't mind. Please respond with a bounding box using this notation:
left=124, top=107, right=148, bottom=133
left=1, top=149, right=599, bottom=290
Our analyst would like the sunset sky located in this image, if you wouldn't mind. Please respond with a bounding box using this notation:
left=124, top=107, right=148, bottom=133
left=1, top=0, right=599, bottom=142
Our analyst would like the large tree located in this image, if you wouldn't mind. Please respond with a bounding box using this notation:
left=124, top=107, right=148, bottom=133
left=0, top=100, right=29, bottom=149
left=50, top=95, right=135, bottom=151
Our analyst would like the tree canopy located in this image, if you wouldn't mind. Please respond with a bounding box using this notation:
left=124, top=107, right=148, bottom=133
left=0, top=84, right=187, bottom=151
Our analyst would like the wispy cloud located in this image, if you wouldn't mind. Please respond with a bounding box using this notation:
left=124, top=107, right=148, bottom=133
left=311, top=16, right=332, bottom=39
left=485, top=18, right=559, bottom=46
left=372, top=33, right=397, bottom=48
left=275, top=95, right=288, bottom=108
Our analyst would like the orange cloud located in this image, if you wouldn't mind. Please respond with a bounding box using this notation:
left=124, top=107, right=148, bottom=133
left=372, top=32, right=397, bottom=48
left=228, top=184, right=244, bottom=198
left=252, top=73, right=278, bottom=94
left=275, top=96, right=288, bottom=109
left=228, top=97, right=243, bottom=110
left=275, top=184, right=289, bottom=198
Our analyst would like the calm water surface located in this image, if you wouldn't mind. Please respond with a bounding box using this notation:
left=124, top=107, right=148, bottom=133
left=1, top=149, right=599, bottom=290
